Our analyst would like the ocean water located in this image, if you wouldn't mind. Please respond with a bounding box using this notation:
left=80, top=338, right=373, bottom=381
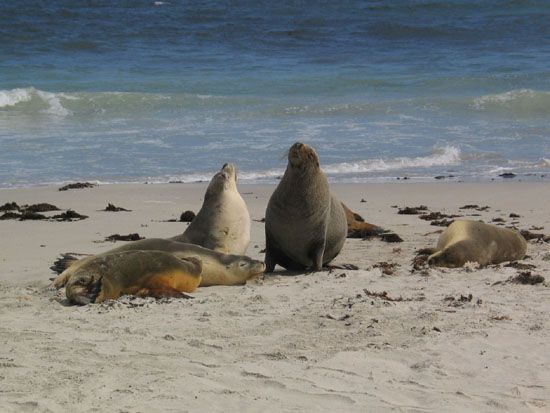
left=1, top=0, right=549, bottom=188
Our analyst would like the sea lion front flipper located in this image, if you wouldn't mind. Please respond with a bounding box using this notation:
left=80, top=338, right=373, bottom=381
left=309, top=239, right=326, bottom=271
left=417, top=247, right=438, bottom=255
left=52, top=270, right=72, bottom=289
left=264, top=230, right=278, bottom=272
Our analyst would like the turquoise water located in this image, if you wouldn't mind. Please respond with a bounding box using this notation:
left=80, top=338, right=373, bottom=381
left=1, top=1, right=549, bottom=187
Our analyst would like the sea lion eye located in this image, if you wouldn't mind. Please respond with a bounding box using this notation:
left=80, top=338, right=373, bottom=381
left=239, top=261, right=248, bottom=267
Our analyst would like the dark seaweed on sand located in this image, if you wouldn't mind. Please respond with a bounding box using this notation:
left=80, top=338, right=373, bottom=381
left=19, top=211, right=48, bottom=220
left=51, top=210, right=88, bottom=221
left=25, top=203, right=61, bottom=213
left=510, top=271, right=545, bottom=285
left=180, top=210, right=196, bottom=222
left=397, top=205, right=428, bottom=215
left=0, top=212, right=21, bottom=220
left=59, top=182, right=96, bottom=191
left=105, top=233, right=144, bottom=242
left=520, top=229, right=550, bottom=242
left=103, top=203, right=131, bottom=212
left=0, top=202, right=20, bottom=211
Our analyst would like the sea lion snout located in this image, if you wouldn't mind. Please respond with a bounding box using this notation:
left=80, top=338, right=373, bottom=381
left=288, top=142, right=319, bottom=167
left=65, top=272, right=102, bottom=305
left=221, top=163, right=237, bottom=181
left=427, top=251, right=445, bottom=267
left=250, top=260, right=266, bottom=275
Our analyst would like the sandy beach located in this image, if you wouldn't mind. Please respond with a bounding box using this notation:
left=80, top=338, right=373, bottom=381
left=0, top=181, right=549, bottom=412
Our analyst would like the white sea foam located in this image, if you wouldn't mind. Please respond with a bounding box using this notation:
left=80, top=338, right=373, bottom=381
left=323, top=146, right=461, bottom=175
left=0, top=88, right=33, bottom=108
left=153, top=146, right=462, bottom=184
left=0, top=87, right=73, bottom=116
left=35, top=89, right=71, bottom=116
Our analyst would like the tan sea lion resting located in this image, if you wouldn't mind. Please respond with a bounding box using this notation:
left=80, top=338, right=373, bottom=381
left=64, top=250, right=202, bottom=305
left=54, top=238, right=265, bottom=290
left=341, top=203, right=385, bottom=238
left=427, top=220, right=527, bottom=268
left=264, top=142, right=347, bottom=271
left=171, top=163, right=251, bottom=255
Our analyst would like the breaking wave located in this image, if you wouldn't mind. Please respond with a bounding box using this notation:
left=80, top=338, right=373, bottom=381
left=159, top=146, right=462, bottom=184
left=472, top=89, right=550, bottom=115
left=3, top=87, right=550, bottom=120
left=323, top=146, right=461, bottom=175
left=0, top=87, right=72, bottom=116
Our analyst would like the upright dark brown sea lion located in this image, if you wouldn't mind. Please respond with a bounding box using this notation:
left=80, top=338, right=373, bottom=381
left=264, top=142, right=347, bottom=271
left=427, top=220, right=527, bottom=268
left=64, top=250, right=202, bottom=305
left=171, top=163, right=251, bottom=255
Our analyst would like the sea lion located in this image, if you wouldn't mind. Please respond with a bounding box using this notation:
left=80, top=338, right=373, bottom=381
left=54, top=238, right=265, bottom=289
left=342, top=203, right=386, bottom=238
left=264, top=142, right=347, bottom=271
left=427, top=220, right=527, bottom=268
left=64, top=250, right=202, bottom=305
left=171, top=163, right=251, bottom=255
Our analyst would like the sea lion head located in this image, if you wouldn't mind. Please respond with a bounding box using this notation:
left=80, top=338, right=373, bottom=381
left=427, top=250, right=450, bottom=267
left=227, top=256, right=266, bottom=280
left=65, top=270, right=103, bottom=305
left=221, top=163, right=237, bottom=182
left=288, top=142, right=320, bottom=170
left=205, top=163, right=238, bottom=197
left=427, top=244, right=472, bottom=268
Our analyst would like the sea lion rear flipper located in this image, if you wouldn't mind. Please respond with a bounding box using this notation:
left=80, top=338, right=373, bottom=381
left=50, top=253, right=81, bottom=275
left=136, top=287, right=194, bottom=300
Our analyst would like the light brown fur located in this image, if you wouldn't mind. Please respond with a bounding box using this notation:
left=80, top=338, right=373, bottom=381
left=64, top=250, right=202, bottom=305
left=427, top=220, right=527, bottom=268
left=55, top=238, right=264, bottom=290
left=171, top=163, right=250, bottom=255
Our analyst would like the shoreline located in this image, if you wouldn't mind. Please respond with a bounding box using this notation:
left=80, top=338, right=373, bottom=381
left=1, top=181, right=549, bottom=411
left=1, top=171, right=549, bottom=190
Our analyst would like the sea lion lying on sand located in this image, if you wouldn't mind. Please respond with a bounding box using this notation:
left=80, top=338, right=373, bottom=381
left=342, top=203, right=386, bottom=238
left=264, top=142, right=347, bottom=271
left=64, top=250, right=202, bottom=305
left=171, top=163, right=251, bottom=255
left=54, top=238, right=265, bottom=290
left=427, top=220, right=527, bottom=268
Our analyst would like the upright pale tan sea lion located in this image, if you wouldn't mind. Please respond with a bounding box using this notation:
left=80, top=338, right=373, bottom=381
left=54, top=238, right=265, bottom=289
left=427, top=220, right=527, bottom=268
left=264, top=142, right=347, bottom=271
left=64, top=250, right=202, bottom=305
left=171, top=163, right=251, bottom=255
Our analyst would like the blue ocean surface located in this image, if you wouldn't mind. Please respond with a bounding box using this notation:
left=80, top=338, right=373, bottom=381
left=1, top=0, right=549, bottom=187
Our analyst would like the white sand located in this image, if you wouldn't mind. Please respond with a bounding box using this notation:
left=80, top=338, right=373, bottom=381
left=0, top=182, right=549, bottom=412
